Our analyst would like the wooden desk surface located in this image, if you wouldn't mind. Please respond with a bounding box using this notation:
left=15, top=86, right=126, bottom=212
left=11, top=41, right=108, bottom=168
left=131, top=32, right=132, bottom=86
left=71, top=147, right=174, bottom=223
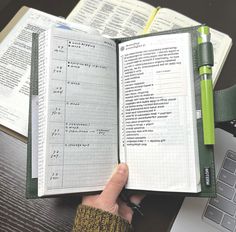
left=0, top=0, right=235, bottom=231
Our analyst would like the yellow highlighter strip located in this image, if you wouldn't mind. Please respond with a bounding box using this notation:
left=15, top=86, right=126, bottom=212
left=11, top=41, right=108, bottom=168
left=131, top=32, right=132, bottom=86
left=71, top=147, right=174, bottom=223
left=142, top=7, right=160, bottom=34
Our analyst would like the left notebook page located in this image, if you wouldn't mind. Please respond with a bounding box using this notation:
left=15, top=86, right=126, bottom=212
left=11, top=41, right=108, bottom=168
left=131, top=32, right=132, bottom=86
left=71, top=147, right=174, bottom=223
left=38, top=28, right=118, bottom=196
left=0, top=7, right=97, bottom=138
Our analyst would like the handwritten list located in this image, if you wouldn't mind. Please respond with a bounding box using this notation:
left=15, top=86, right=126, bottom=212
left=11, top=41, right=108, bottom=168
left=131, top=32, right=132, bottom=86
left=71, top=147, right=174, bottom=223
left=39, top=28, right=118, bottom=194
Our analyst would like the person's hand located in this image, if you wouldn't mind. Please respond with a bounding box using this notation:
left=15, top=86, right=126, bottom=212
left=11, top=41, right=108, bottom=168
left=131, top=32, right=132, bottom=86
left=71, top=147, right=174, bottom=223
left=82, top=163, right=144, bottom=223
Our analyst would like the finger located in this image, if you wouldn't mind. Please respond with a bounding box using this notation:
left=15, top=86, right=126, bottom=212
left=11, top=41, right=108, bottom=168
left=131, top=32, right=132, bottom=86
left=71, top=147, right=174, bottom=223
left=118, top=194, right=145, bottom=223
left=118, top=199, right=133, bottom=223
left=100, top=163, right=128, bottom=205
left=82, top=194, right=99, bottom=206
left=130, top=194, right=145, bottom=205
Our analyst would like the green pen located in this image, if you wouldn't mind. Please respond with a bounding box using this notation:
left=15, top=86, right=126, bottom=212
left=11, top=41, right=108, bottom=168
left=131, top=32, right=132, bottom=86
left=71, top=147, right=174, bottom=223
left=198, top=26, right=215, bottom=144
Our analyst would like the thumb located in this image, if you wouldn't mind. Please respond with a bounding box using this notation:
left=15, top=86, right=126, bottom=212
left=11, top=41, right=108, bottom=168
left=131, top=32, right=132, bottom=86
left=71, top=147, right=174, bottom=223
left=100, top=163, right=128, bottom=205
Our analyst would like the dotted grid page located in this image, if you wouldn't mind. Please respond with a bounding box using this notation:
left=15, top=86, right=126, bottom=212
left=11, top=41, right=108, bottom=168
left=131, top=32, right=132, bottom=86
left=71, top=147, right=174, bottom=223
left=118, top=32, right=200, bottom=193
left=38, top=28, right=118, bottom=196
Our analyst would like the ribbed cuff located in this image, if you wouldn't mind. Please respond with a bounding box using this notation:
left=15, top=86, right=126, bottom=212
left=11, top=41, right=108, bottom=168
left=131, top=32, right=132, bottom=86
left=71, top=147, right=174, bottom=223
left=73, top=205, right=132, bottom=232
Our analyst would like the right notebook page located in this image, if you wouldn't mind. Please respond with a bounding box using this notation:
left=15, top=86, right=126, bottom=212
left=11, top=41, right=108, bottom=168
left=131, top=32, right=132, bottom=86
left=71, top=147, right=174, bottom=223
left=118, top=32, right=200, bottom=193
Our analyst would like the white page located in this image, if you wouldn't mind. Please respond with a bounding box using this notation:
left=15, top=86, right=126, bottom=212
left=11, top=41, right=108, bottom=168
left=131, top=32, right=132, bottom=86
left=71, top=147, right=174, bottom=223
left=0, top=8, right=97, bottom=137
left=31, top=25, right=98, bottom=179
left=148, top=8, right=232, bottom=86
left=67, top=0, right=155, bottom=38
left=119, top=33, right=200, bottom=192
left=38, top=28, right=118, bottom=196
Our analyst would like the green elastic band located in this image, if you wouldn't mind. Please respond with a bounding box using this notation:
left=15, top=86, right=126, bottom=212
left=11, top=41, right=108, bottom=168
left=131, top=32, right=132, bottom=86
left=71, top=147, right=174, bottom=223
left=214, top=84, right=236, bottom=122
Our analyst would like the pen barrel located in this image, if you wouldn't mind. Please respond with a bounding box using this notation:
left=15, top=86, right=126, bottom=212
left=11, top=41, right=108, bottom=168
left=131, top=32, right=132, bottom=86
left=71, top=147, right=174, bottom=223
left=198, top=26, right=215, bottom=145
left=201, top=76, right=215, bottom=144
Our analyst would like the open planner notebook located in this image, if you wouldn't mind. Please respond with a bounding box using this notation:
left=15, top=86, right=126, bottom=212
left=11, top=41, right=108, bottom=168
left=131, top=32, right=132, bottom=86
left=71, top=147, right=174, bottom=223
left=26, top=26, right=216, bottom=197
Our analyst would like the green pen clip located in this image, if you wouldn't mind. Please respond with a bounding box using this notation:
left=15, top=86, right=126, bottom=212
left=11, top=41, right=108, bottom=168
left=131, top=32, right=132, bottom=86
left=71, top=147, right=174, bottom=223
left=197, top=26, right=215, bottom=145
